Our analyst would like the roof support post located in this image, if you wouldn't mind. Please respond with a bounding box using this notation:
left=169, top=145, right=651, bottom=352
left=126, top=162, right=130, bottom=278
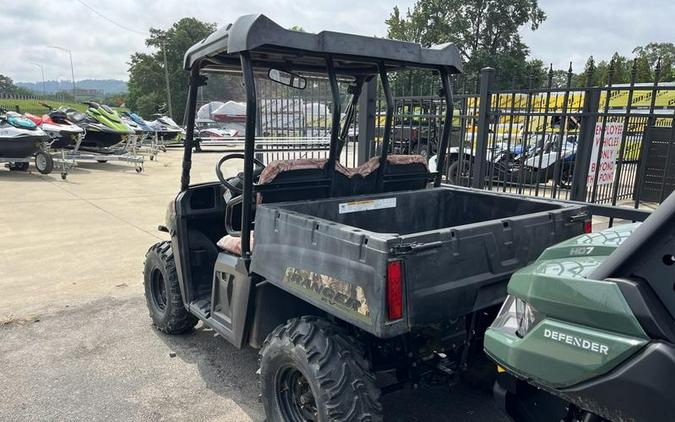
left=239, top=52, right=257, bottom=260
left=435, top=68, right=454, bottom=187
left=337, top=78, right=364, bottom=158
left=326, top=58, right=342, bottom=195
left=357, top=77, right=376, bottom=165
left=376, top=62, right=394, bottom=191
left=180, top=65, right=205, bottom=192
left=472, top=67, right=495, bottom=189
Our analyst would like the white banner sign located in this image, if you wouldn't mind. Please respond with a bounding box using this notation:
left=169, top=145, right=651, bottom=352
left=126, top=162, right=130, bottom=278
left=587, top=122, right=623, bottom=186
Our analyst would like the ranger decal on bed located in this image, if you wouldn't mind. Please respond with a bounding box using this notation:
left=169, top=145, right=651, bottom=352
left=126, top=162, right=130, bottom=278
left=282, top=267, right=370, bottom=322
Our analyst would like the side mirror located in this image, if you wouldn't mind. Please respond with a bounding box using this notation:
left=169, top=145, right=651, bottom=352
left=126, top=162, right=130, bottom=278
left=268, top=68, right=306, bottom=89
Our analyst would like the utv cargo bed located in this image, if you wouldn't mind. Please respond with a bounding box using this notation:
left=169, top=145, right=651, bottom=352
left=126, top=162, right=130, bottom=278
left=251, top=186, right=588, bottom=337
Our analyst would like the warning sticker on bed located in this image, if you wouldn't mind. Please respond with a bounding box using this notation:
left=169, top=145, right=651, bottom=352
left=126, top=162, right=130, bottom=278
left=338, top=197, right=396, bottom=214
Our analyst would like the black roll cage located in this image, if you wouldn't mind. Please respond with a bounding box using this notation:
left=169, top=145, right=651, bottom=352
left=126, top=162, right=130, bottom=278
left=180, top=17, right=461, bottom=261
left=181, top=57, right=456, bottom=260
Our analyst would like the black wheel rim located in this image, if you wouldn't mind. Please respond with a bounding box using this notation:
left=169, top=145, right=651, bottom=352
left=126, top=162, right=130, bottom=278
left=277, top=367, right=318, bottom=422
left=150, top=268, right=168, bottom=312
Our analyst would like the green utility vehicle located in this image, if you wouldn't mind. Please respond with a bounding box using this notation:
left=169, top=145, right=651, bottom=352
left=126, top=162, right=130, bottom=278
left=485, top=192, right=675, bottom=422
left=142, top=15, right=591, bottom=421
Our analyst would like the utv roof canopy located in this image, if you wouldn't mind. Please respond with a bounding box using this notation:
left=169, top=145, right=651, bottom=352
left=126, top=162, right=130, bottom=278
left=184, top=14, right=463, bottom=75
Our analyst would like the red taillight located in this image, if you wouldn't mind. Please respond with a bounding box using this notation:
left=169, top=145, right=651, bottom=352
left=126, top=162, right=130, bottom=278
left=584, top=220, right=593, bottom=234
left=386, top=260, right=403, bottom=320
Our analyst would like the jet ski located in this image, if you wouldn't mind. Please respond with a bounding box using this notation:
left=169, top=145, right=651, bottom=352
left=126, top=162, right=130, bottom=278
left=67, top=102, right=133, bottom=153
left=0, top=108, right=52, bottom=173
left=119, top=112, right=147, bottom=138
left=0, top=109, right=49, bottom=158
left=24, top=103, right=84, bottom=150
left=147, top=114, right=185, bottom=142
left=121, top=112, right=153, bottom=133
left=196, top=118, right=239, bottom=139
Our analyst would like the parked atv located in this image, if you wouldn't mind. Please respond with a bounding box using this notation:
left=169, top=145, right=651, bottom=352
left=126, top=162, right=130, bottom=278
left=446, top=134, right=576, bottom=188
left=143, top=14, right=591, bottom=421
left=484, top=191, right=675, bottom=422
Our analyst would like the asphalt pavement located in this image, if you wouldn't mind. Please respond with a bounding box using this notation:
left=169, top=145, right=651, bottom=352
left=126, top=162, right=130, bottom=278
left=0, top=149, right=509, bottom=422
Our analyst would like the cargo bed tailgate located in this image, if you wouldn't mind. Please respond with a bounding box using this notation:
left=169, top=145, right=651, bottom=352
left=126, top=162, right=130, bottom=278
left=394, top=207, right=585, bottom=326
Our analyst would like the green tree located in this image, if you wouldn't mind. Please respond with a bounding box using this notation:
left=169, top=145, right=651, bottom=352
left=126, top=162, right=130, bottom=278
left=0, top=74, right=14, bottom=93
left=127, top=18, right=217, bottom=122
left=633, top=42, right=675, bottom=82
left=385, top=0, right=546, bottom=88
left=0, top=74, right=35, bottom=96
left=551, top=67, right=573, bottom=88
left=634, top=56, right=653, bottom=83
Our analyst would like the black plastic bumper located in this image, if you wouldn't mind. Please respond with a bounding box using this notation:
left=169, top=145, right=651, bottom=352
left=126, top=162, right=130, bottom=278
left=495, top=342, right=675, bottom=422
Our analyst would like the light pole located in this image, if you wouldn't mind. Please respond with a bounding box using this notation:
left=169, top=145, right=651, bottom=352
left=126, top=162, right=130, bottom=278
left=30, top=62, right=46, bottom=96
left=48, top=45, right=76, bottom=98
left=162, top=40, right=173, bottom=119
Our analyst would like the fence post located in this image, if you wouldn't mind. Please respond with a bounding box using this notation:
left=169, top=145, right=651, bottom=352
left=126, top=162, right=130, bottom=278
left=357, top=78, right=376, bottom=165
left=569, top=88, right=601, bottom=201
left=471, top=67, right=495, bottom=189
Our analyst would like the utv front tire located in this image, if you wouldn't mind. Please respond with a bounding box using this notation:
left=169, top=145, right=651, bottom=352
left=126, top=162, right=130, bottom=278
left=259, top=316, right=383, bottom=422
left=143, top=241, right=198, bottom=334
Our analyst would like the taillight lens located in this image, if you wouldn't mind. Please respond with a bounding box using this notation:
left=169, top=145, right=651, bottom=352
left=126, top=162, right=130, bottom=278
left=584, top=220, right=593, bottom=233
left=386, top=260, right=403, bottom=320
left=491, top=295, right=543, bottom=338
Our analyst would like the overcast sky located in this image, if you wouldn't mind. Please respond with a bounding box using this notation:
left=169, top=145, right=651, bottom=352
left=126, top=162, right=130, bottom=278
left=3, top=0, right=672, bottom=83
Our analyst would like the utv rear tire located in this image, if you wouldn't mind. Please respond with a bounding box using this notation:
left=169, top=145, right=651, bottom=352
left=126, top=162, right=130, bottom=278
left=259, top=316, right=383, bottom=422
left=143, top=241, right=198, bottom=334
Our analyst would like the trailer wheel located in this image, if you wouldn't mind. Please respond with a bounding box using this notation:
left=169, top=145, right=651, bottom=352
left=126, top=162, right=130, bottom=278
left=259, top=316, right=383, bottom=422
left=10, top=162, right=29, bottom=171
left=35, top=152, right=54, bottom=174
left=143, top=241, right=198, bottom=334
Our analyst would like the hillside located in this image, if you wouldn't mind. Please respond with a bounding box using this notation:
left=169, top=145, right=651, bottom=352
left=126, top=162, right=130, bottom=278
left=0, top=98, right=128, bottom=115
left=16, top=79, right=128, bottom=95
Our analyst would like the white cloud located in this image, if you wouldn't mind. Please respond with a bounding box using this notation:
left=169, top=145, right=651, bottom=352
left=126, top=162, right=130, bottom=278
left=3, top=0, right=671, bottom=82
left=520, top=0, right=674, bottom=72
left=2, top=0, right=415, bottom=82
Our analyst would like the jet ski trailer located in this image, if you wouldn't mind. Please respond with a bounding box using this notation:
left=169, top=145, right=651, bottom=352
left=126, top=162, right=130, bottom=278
left=63, top=105, right=145, bottom=173
left=64, top=107, right=145, bottom=173
left=25, top=104, right=85, bottom=180
left=0, top=109, right=54, bottom=175
left=61, top=137, right=145, bottom=173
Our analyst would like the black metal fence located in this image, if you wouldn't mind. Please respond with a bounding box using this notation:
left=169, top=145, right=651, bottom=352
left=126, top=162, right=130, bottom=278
left=462, top=61, right=674, bottom=208
left=197, top=59, right=674, bottom=208
left=361, top=60, right=674, bottom=207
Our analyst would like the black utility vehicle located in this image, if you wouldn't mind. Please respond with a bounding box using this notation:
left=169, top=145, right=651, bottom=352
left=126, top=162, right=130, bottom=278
left=143, top=15, right=590, bottom=421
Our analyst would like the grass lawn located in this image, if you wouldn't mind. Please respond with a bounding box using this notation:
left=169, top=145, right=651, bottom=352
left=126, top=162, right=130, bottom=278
left=0, top=98, right=86, bottom=115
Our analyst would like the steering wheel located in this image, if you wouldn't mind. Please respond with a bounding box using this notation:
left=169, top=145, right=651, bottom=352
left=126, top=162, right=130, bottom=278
left=216, top=153, right=266, bottom=195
